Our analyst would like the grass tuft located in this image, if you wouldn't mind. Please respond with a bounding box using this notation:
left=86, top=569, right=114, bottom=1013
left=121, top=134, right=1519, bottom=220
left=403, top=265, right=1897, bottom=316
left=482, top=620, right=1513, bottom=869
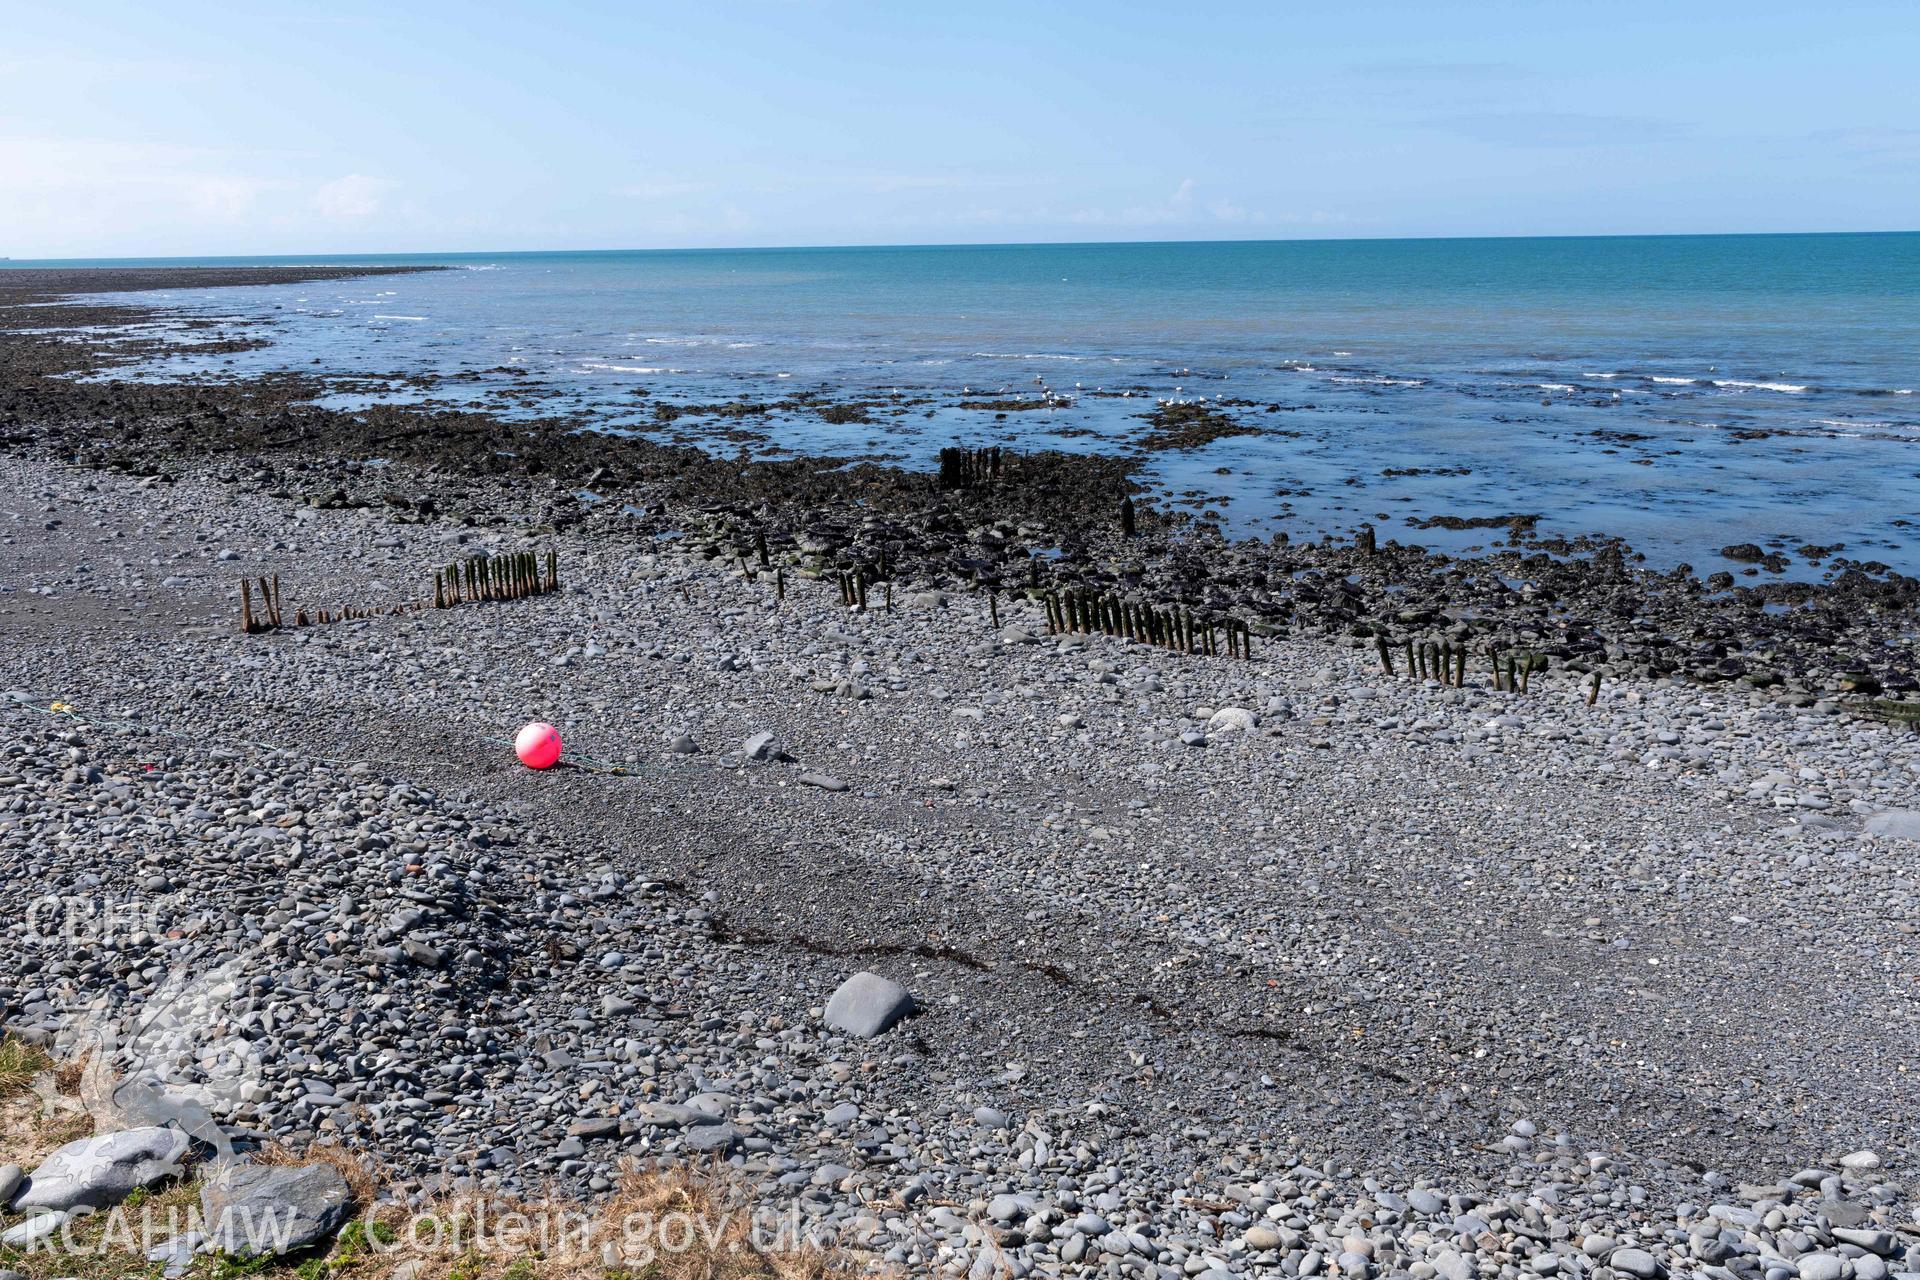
left=0, top=1037, right=51, bottom=1100
left=257, top=1141, right=382, bottom=1213
left=0, top=1036, right=93, bottom=1172
left=2, top=1063, right=864, bottom=1280
left=294, top=1162, right=854, bottom=1280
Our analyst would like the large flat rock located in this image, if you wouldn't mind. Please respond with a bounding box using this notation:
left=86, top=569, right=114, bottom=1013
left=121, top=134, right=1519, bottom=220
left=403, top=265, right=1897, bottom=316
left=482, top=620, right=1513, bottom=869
left=1864, top=809, right=1920, bottom=840
left=201, top=1162, right=353, bottom=1257
left=12, top=1127, right=188, bottom=1212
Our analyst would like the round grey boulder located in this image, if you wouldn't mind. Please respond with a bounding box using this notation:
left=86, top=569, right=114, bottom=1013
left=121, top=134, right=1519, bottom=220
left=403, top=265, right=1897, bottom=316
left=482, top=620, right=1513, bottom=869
left=1206, top=707, right=1258, bottom=734
left=742, top=730, right=785, bottom=762
left=1796, top=1255, right=1845, bottom=1280
left=1609, top=1247, right=1663, bottom=1279
left=823, top=971, right=915, bottom=1037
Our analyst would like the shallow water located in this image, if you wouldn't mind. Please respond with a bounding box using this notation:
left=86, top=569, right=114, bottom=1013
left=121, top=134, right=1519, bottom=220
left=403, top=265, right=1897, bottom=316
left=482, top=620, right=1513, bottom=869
left=25, top=233, right=1920, bottom=576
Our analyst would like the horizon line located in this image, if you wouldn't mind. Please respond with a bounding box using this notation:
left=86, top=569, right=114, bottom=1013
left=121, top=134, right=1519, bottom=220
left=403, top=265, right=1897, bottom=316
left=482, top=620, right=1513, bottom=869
left=6, top=226, right=1919, bottom=265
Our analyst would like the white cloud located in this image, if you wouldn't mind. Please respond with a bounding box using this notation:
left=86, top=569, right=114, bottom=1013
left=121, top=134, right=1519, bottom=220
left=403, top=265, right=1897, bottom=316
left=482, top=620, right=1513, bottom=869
left=1055, top=179, right=1263, bottom=229
left=0, top=137, right=285, bottom=250
left=0, top=138, right=427, bottom=254
left=616, top=179, right=715, bottom=200
left=187, top=175, right=270, bottom=220
left=314, top=174, right=391, bottom=221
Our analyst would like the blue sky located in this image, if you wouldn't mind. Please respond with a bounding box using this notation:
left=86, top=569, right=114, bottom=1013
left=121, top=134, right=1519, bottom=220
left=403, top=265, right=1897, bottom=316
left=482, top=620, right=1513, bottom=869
left=3, top=0, right=1916, bottom=256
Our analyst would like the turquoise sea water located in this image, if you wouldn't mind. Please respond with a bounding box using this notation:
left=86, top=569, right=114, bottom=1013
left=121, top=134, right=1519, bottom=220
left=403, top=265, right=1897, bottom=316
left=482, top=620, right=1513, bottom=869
left=15, top=234, right=1920, bottom=575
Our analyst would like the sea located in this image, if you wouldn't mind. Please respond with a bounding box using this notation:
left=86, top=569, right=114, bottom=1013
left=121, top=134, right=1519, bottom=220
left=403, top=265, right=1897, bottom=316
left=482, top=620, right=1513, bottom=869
left=13, top=233, right=1920, bottom=577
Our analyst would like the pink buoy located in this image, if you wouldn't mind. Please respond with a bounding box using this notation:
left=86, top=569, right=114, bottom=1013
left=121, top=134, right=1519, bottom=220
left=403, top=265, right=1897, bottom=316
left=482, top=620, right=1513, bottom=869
left=515, top=721, right=562, bottom=770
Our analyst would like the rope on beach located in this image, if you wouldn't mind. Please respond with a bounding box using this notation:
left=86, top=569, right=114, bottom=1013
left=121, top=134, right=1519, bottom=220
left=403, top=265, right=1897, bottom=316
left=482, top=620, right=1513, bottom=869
left=11, top=694, right=642, bottom=778
left=477, top=736, right=638, bottom=776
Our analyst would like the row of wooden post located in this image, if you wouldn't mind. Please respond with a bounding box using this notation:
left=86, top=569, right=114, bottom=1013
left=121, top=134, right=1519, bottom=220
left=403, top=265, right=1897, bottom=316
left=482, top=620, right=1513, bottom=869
left=1493, top=647, right=1547, bottom=694
left=239, top=575, right=282, bottom=634
left=242, top=549, right=560, bottom=634
left=435, top=550, right=558, bottom=608
left=938, top=446, right=1006, bottom=490
left=835, top=563, right=894, bottom=613
left=1374, top=633, right=1604, bottom=704
left=1376, top=636, right=1471, bottom=686
left=837, top=567, right=870, bottom=611
left=1043, top=588, right=1254, bottom=659
left=1869, top=698, right=1920, bottom=731
left=242, top=571, right=407, bottom=632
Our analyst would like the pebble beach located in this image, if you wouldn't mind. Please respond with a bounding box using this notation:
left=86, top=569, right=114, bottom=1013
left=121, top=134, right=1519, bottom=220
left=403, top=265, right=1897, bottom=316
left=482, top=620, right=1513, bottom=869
left=1, top=267, right=1918, bottom=1279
